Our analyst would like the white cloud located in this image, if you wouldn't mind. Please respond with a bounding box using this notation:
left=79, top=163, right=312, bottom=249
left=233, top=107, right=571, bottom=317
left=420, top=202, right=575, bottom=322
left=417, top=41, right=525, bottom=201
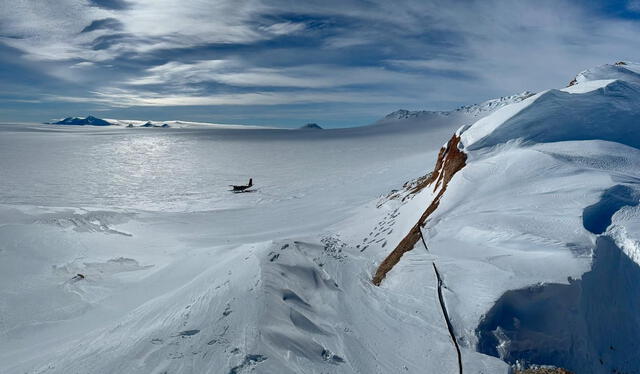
left=71, top=61, right=96, bottom=68
left=0, top=0, right=298, bottom=62
left=2, top=0, right=640, bottom=112
left=259, top=21, right=306, bottom=35
left=43, top=87, right=414, bottom=107
left=127, top=59, right=431, bottom=89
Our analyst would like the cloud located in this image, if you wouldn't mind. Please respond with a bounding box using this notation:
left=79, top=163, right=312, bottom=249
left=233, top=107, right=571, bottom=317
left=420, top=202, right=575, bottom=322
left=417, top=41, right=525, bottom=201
left=87, top=0, right=131, bottom=10
left=0, top=0, right=289, bottom=61
left=43, top=87, right=414, bottom=107
left=259, top=21, right=306, bottom=36
left=127, top=59, right=436, bottom=89
left=1, top=0, right=640, bottom=126
left=70, top=61, right=95, bottom=68
left=81, top=18, right=124, bottom=33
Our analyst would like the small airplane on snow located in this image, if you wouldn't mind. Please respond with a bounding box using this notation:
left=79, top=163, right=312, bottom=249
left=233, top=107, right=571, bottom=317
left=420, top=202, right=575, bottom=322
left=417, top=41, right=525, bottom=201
left=230, top=178, right=254, bottom=193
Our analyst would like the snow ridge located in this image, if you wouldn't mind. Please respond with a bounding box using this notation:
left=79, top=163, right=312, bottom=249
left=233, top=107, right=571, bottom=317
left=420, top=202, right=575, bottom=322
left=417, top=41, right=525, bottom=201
left=384, top=91, right=534, bottom=121
left=373, top=61, right=640, bottom=373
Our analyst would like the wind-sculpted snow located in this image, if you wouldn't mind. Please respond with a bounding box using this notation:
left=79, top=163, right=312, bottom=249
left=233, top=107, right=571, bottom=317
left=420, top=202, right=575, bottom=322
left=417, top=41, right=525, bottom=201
left=462, top=79, right=640, bottom=151
left=608, top=205, right=640, bottom=266
left=570, top=61, right=640, bottom=86
left=583, top=185, right=640, bottom=234
left=366, top=62, right=640, bottom=372
left=422, top=137, right=640, bottom=372
left=477, top=236, right=640, bottom=374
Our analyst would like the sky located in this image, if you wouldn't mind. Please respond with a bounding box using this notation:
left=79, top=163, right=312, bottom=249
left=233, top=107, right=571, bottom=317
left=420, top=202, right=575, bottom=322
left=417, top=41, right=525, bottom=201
left=0, top=0, right=639, bottom=128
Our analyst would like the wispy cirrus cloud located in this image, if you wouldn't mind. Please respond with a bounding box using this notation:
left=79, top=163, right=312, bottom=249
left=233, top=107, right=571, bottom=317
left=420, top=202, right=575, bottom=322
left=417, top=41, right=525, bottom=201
left=43, top=87, right=416, bottom=107
left=81, top=18, right=124, bottom=33
left=127, top=59, right=436, bottom=89
left=1, top=0, right=640, bottom=126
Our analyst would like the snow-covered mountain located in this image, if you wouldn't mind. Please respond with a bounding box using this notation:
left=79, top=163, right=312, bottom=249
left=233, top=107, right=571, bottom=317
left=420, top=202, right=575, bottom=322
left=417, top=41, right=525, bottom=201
left=111, top=119, right=272, bottom=129
left=2, top=62, right=640, bottom=374
left=379, top=91, right=535, bottom=122
left=299, top=123, right=323, bottom=130
left=49, top=115, right=111, bottom=126
left=369, top=61, right=640, bottom=373
left=45, top=91, right=533, bottom=132
left=46, top=116, right=276, bottom=129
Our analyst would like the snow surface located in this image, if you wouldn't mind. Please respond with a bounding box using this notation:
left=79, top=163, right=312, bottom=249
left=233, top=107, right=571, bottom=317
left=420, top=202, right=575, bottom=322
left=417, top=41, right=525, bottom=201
left=2, top=62, right=640, bottom=373
left=571, top=62, right=640, bottom=86
left=0, top=103, right=508, bottom=373
left=435, top=62, right=640, bottom=373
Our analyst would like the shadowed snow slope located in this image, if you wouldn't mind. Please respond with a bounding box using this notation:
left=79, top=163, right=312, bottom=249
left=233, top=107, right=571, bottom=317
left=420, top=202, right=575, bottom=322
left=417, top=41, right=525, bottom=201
left=2, top=62, right=640, bottom=374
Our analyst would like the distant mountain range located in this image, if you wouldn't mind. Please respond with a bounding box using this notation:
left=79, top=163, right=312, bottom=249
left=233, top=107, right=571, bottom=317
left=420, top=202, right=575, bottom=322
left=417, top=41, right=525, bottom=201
left=48, top=116, right=111, bottom=126
left=45, top=93, right=541, bottom=131
left=383, top=91, right=535, bottom=121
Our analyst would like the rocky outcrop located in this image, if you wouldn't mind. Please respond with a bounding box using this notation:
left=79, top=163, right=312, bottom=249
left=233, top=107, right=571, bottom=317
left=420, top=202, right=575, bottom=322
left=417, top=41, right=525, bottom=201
left=372, top=134, right=467, bottom=285
left=516, top=368, right=573, bottom=374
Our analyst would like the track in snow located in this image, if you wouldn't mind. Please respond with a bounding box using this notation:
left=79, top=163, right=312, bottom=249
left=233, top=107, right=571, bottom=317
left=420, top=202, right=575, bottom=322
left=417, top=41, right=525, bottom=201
left=432, top=262, right=463, bottom=374
left=419, top=225, right=429, bottom=252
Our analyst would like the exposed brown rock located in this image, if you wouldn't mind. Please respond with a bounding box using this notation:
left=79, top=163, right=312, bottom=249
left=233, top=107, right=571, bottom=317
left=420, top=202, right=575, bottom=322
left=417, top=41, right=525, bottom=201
left=372, top=134, right=467, bottom=285
left=378, top=173, right=433, bottom=207
left=402, top=173, right=432, bottom=201
left=408, top=145, right=447, bottom=195
left=515, top=368, right=573, bottom=374
left=433, top=135, right=466, bottom=191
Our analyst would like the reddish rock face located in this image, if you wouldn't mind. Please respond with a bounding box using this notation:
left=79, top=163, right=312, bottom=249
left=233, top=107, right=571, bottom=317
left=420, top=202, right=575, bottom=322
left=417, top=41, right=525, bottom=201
left=373, top=134, right=467, bottom=286
left=516, top=368, right=574, bottom=374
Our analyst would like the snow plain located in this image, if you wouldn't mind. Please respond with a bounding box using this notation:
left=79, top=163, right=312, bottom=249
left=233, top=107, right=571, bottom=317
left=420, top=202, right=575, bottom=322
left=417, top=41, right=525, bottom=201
left=0, top=101, right=507, bottom=373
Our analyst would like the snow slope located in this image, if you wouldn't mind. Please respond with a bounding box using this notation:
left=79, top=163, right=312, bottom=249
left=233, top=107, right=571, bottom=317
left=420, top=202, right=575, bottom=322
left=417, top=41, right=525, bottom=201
left=2, top=62, right=640, bottom=374
left=369, top=62, right=640, bottom=373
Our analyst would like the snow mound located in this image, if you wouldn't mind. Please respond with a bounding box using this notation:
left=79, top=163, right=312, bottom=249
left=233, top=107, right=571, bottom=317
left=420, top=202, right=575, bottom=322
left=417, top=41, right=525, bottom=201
left=461, top=75, right=640, bottom=151
left=367, top=62, right=640, bottom=373
left=568, top=61, right=640, bottom=87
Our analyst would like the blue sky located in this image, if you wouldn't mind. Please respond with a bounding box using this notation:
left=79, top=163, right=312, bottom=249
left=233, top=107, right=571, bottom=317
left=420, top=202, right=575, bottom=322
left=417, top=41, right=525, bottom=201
left=1, top=0, right=639, bottom=128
